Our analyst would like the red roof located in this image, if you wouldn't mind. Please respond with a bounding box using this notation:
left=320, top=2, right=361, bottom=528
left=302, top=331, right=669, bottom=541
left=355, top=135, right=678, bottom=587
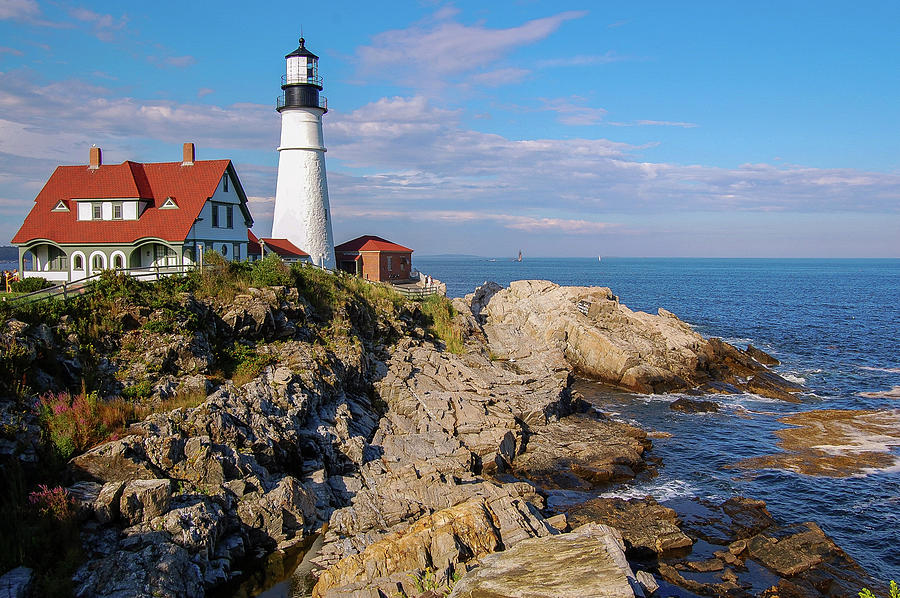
left=334, top=235, right=413, bottom=253
left=248, top=230, right=309, bottom=258
left=12, top=159, right=247, bottom=245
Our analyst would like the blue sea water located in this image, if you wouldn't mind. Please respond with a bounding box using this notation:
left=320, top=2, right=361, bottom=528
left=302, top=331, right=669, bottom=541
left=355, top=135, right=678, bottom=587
left=416, top=257, right=900, bottom=582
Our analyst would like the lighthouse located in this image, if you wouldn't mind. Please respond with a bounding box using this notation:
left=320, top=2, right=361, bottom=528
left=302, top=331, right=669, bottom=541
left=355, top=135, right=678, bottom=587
left=271, top=37, right=335, bottom=268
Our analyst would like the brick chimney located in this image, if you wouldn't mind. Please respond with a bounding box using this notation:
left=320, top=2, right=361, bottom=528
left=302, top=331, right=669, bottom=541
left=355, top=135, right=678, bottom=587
left=89, top=146, right=102, bottom=170
left=182, top=142, right=195, bottom=166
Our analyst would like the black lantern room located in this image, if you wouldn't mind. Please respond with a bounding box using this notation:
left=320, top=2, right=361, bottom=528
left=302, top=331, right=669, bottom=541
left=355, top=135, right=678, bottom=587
left=277, top=38, right=326, bottom=112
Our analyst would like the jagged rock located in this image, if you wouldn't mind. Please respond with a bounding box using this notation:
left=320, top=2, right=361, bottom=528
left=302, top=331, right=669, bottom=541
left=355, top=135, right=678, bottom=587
left=237, top=476, right=317, bottom=549
left=120, top=479, right=172, bottom=525
left=747, top=344, right=780, bottom=366
left=513, top=413, right=648, bottom=490
left=747, top=522, right=847, bottom=577
left=73, top=532, right=203, bottom=598
left=464, top=281, right=503, bottom=321
left=478, top=280, right=803, bottom=400
left=669, top=397, right=719, bottom=413
left=158, top=499, right=226, bottom=559
left=314, top=497, right=545, bottom=598
left=448, top=524, right=638, bottom=598
left=565, top=497, right=692, bottom=556
left=94, top=481, right=125, bottom=525
left=67, top=481, right=101, bottom=520
left=69, top=437, right=160, bottom=483
left=635, top=570, right=659, bottom=595
left=0, top=566, right=33, bottom=598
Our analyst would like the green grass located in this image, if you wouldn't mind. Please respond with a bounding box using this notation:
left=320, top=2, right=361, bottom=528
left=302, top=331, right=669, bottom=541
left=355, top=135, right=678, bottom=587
left=419, top=295, right=464, bottom=354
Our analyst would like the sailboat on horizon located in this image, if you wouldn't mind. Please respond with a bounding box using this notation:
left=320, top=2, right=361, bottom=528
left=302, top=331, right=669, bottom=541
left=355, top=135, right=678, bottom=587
left=515, top=249, right=523, bottom=262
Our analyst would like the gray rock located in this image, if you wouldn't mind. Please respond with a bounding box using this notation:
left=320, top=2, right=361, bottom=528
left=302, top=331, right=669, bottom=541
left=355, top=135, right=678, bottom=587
left=94, top=481, right=125, bottom=524
left=0, top=567, right=33, bottom=598
left=67, top=481, right=101, bottom=521
left=69, top=437, right=159, bottom=483
left=73, top=533, right=203, bottom=598
left=481, top=280, right=804, bottom=399
left=120, top=479, right=172, bottom=525
left=448, top=524, right=637, bottom=598
left=636, top=570, right=659, bottom=595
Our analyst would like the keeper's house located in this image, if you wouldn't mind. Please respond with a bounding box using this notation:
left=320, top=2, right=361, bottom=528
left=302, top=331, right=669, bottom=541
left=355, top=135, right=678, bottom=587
left=334, top=235, right=413, bottom=282
left=11, top=144, right=252, bottom=282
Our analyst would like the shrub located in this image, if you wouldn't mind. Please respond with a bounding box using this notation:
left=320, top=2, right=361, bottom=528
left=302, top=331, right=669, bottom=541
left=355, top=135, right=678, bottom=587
left=27, top=485, right=74, bottom=522
left=224, top=343, right=276, bottom=386
left=10, top=277, right=53, bottom=293
left=121, top=380, right=153, bottom=400
left=250, top=254, right=291, bottom=287
left=1, top=463, right=82, bottom=596
left=860, top=580, right=899, bottom=598
left=37, top=391, right=105, bottom=459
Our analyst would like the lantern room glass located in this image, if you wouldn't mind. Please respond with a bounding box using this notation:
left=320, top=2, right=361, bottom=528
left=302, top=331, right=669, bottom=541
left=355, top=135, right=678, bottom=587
left=286, top=55, right=317, bottom=85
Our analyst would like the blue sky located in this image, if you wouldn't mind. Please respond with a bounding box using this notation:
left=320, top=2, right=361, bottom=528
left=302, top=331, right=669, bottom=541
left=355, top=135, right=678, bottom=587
left=1, top=0, right=898, bottom=257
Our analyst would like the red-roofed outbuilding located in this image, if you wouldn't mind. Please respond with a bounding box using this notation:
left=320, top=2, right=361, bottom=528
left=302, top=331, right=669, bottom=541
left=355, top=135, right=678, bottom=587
left=334, top=235, right=413, bottom=282
left=11, top=144, right=253, bottom=282
left=247, top=231, right=310, bottom=263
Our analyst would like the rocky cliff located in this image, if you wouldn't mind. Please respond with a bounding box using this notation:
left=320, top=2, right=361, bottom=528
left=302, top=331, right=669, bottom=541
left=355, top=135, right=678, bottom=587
left=0, top=273, right=868, bottom=598
left=473, top=279, right=804, bottom=399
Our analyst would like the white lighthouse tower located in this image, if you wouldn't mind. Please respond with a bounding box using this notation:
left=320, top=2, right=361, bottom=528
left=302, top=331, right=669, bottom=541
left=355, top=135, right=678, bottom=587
left=271, top=37, right=335, bottom=268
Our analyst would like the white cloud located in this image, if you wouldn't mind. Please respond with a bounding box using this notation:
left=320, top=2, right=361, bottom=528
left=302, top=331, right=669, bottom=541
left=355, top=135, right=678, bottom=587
left=68, top=7, right=127, bottom=41
left=0, top=70, right=277, bottom=156
left=539, top=96, right=608, bottom=125
left=337, top=207, right=616, bottom=235
left=635, top=120, right=698, bottom=128
left=468, top=67, right=530, bottom=86
left=355, top=10, right=586, bottom=90
left=0, top=0, right=40, bottom=21
left=324, top=95, right=900, bottom=220
left=537, top=52, right=629, bottom=68
left=161, top=55, right=196, bottom=68
left=0, top=46, right=24, bottom=56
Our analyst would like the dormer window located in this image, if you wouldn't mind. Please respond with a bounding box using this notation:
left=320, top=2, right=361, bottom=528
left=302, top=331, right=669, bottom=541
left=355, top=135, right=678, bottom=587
left=160, top=197, right=179, bottom=209
left=75, top=199, right=140, bottom=220
left=52, top=200, right=70, bottom=212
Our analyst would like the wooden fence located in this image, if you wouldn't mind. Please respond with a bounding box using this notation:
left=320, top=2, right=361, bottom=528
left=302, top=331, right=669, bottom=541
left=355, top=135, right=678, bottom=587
left=1, top=264, right=202, bottom=308
left=2, top=261, right=442, bottom=309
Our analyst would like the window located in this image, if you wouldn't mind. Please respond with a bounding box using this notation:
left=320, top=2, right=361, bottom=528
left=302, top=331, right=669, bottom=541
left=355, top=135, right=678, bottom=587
left=73, top=255, right=84, bottom=270
left=226, top=205, right=233, bottom=229
left=112, top=203, right=122, bottom=220
left=233, top=243, right=240, bottom=260
left=223, top=175, right=229, bottom=192
left=211, top=204, right=219, bottom=228
left=387, top=256, right=393, bottom=271
left=92, top=254, right=103, bottom=270
left=92, top=203, right=101, bottom=220
left=113, top=254, right=124, bottom=269
left=221, top=244, right=228, bottom=256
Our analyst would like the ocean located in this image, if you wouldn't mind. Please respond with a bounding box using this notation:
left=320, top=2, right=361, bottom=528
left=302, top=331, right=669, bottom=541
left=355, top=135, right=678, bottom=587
left=415, top=256, right=900, bottom=582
